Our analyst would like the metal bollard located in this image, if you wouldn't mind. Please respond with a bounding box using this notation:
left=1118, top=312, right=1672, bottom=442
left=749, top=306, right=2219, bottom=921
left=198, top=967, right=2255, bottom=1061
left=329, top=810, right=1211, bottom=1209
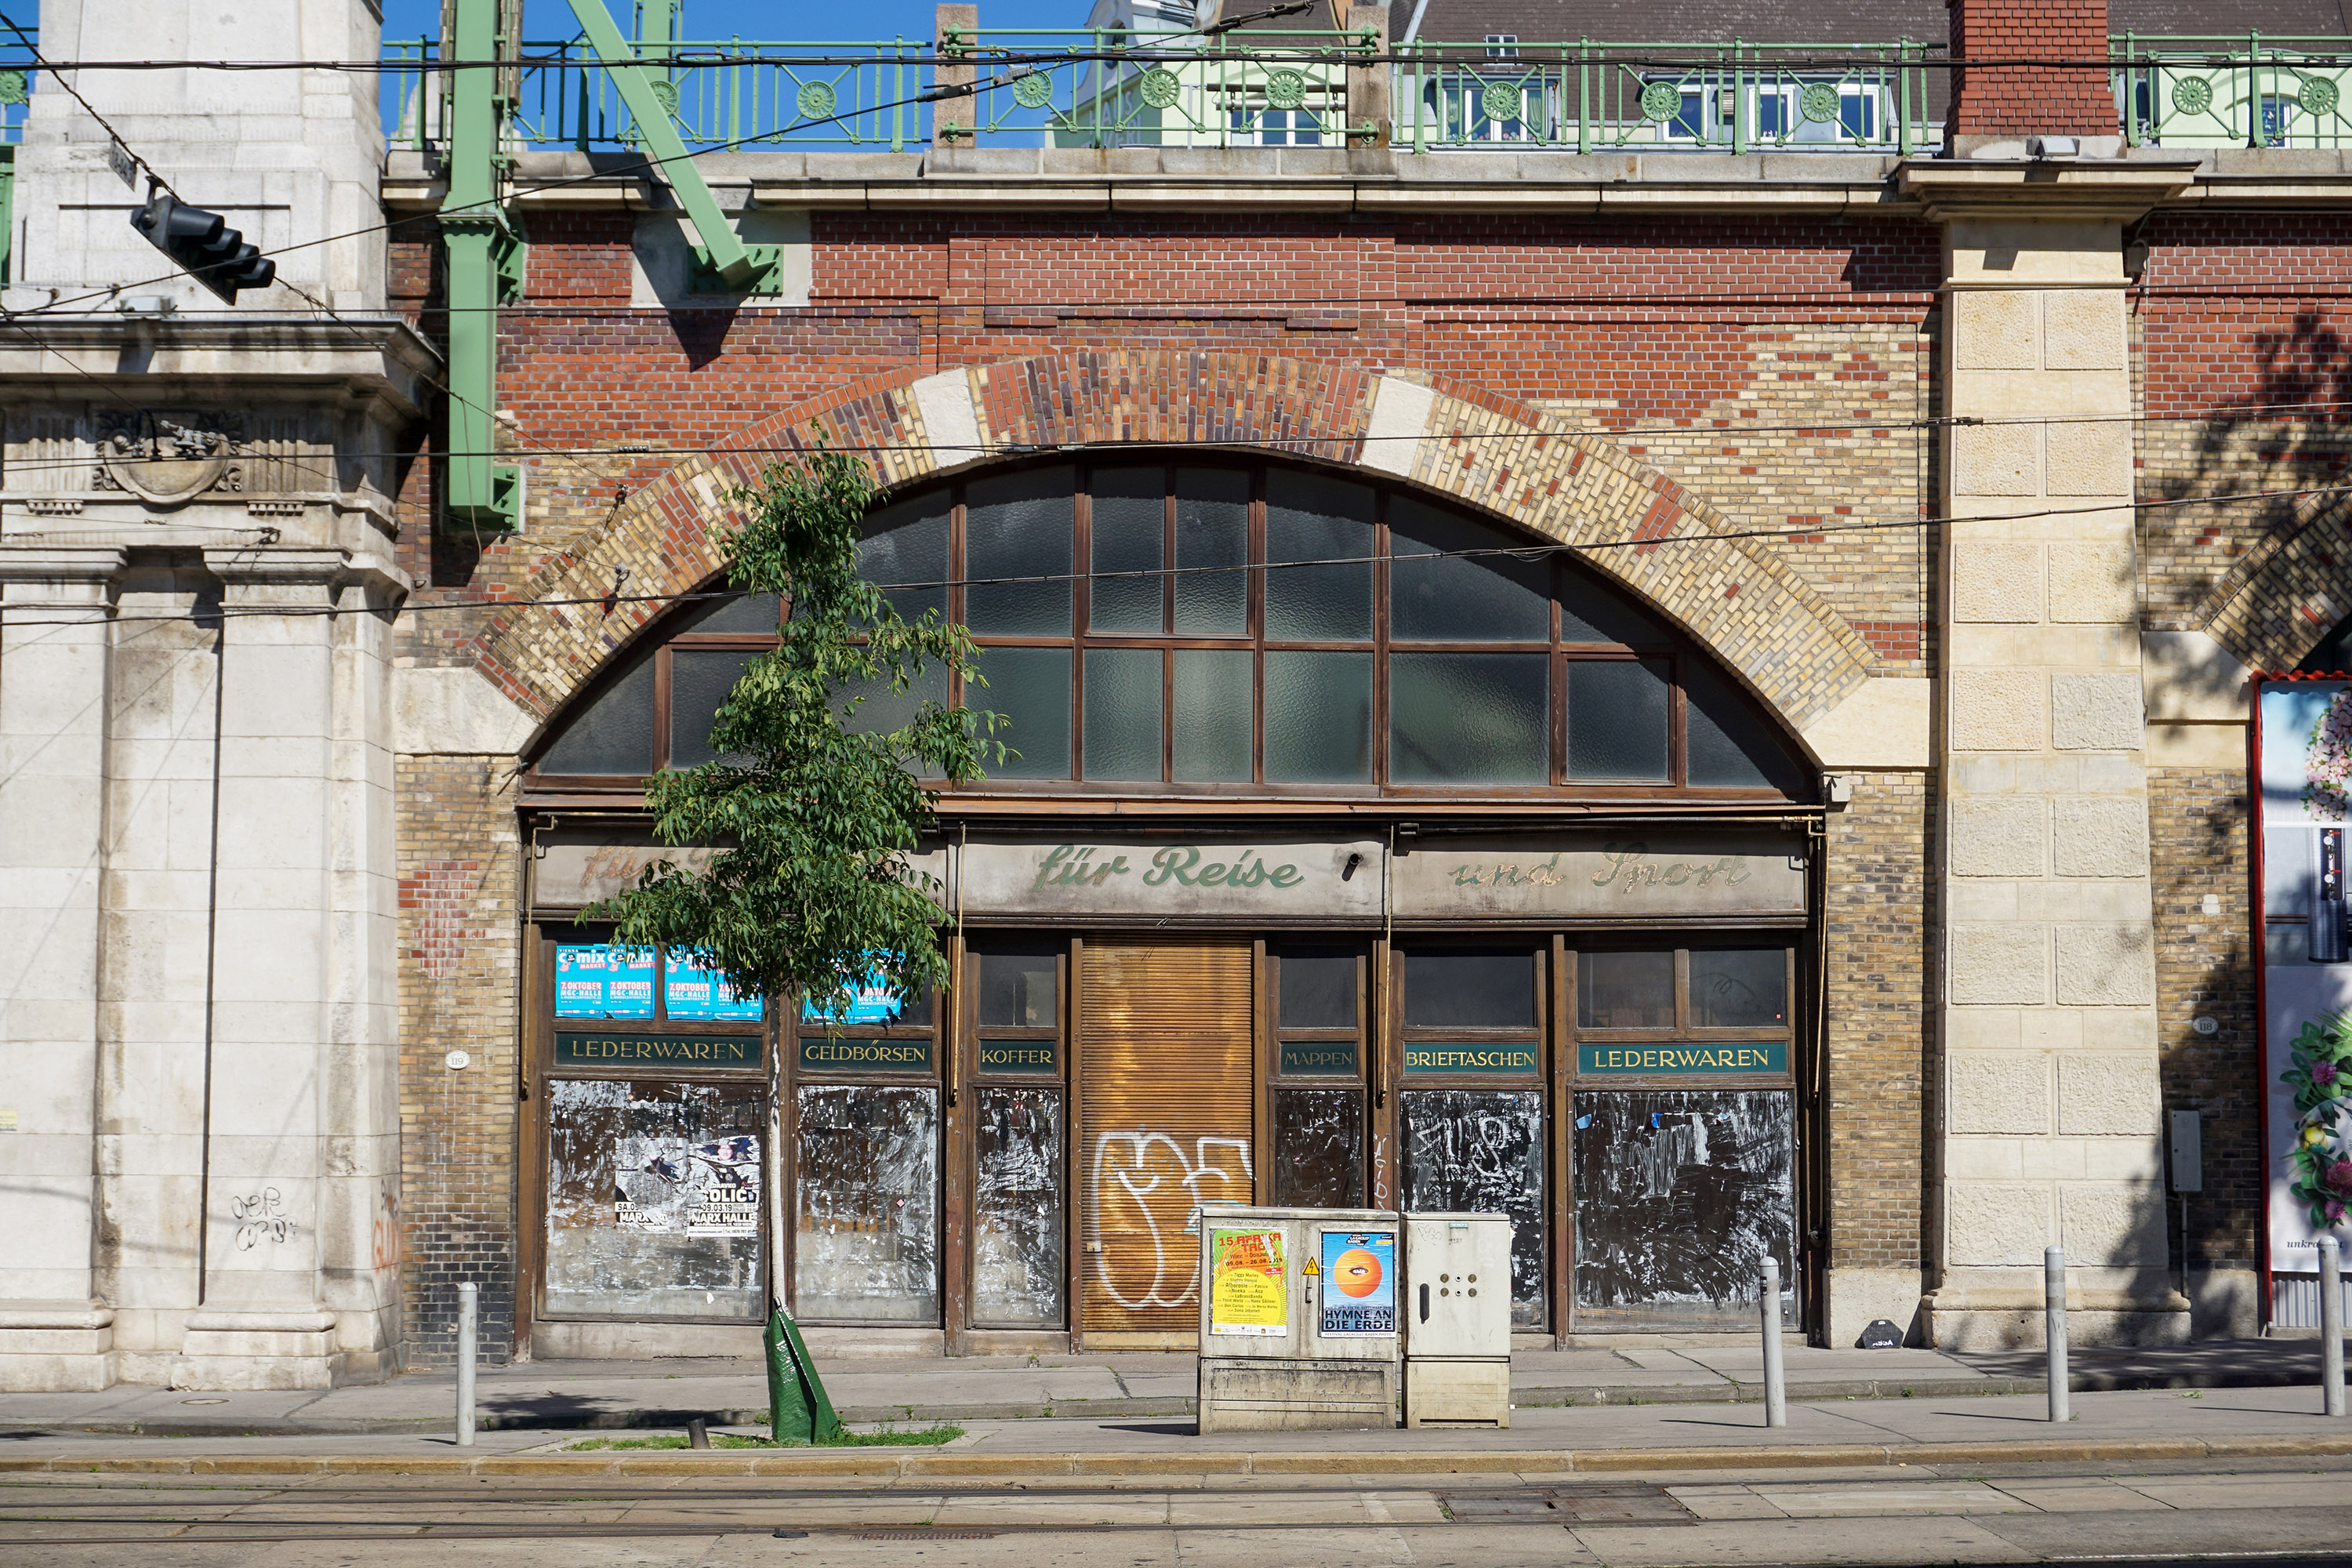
left=2321, top=1236, right=2346, bottom=1418
left=1761, top=1255, right=1788, bottom=1428
left=456, top=1281, right=477, bottom=1448
left=2045, top=1247, right=2069, bottom=1425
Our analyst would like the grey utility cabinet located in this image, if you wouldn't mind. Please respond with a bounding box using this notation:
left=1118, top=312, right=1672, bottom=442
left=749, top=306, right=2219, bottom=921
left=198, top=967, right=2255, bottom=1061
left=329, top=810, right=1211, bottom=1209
left=1194, top=1205, right=1401, bottom=1432
left=1403, top=1211, right=1512, bottom=1428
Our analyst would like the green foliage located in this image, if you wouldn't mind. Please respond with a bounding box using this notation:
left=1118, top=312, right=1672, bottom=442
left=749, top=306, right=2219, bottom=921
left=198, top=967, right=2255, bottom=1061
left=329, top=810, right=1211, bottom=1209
left=2282, top=1011, right=2352, bottom=1227
left=583, top=441, right=1001, bottom=1023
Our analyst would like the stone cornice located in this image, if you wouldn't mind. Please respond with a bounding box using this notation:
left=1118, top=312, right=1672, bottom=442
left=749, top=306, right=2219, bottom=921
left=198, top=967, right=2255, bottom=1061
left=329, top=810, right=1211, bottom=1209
left=0, top=315, right=440, bottom=423
left=1895, top=159, right=2202, bottom=223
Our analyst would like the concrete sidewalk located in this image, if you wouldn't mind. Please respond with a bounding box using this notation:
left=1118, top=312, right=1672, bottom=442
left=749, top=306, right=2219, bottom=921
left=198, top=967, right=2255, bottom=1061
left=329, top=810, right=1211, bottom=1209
left=0, top=1339, right=2334, bottom=1438
left=3, top=1385, right=2351, bottom=1479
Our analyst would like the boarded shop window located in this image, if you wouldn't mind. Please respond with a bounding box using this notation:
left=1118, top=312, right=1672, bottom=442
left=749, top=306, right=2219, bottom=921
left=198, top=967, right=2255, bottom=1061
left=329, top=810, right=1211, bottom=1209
left=1399, top=1089, right=1546, bottom=1327
left=973, top=1087, right=1064, bottom=1327
left=1272, top=1087, right=1362, bottom=1207
left=793, top=1085, right=940, bottom=1323
left=1570, top=1090, right=1796, bottom=1330
left=526, top=459, right=1810, bottom=801
left=543, top=1080, right=765, bottom=1319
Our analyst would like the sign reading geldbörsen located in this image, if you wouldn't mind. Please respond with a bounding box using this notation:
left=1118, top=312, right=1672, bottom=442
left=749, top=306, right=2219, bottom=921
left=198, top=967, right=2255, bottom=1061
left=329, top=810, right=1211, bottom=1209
left=1579, top=1041, right=1789, bottom=1076
left=556, top=1031, right=764, bottom=1072
left=798, top=1035, right=935, bottom=1074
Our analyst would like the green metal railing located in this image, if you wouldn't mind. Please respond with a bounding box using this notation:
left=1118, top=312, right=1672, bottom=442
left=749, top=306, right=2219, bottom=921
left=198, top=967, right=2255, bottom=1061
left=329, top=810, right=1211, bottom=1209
left=2112, top=34, right=2352, bottom=148
left=1393, top=40, right=1942, bottom=153
left=378, top=27, right=2352, bottom=157
left=946, top=27, right=1373, bottom=149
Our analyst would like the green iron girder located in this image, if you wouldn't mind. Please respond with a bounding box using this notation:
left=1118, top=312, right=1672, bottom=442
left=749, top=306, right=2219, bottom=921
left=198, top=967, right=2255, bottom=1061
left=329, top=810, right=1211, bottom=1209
left=439, top=0, right=520, bottom=533
left=566, top=0, right=778, bottom=292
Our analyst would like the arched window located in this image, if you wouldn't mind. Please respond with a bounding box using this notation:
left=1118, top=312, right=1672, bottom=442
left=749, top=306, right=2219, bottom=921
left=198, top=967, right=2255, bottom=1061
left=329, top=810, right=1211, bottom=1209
left=528, top=459, right=1811, bottom=799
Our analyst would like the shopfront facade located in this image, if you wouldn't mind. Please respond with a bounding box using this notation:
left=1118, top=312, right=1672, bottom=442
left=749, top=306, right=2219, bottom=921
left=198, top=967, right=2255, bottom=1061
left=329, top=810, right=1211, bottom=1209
left=513, top=456, right=1823, bottom=1352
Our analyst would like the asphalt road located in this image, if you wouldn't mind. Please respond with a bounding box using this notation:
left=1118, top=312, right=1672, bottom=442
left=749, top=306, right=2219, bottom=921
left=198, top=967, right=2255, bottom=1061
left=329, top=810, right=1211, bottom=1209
left=7, top=1455, right=2352, bottom=1566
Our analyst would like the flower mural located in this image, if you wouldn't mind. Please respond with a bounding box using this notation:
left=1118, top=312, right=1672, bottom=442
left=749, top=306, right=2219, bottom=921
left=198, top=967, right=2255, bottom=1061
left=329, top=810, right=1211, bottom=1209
left=2307, top=688, right=2352, bottom=821
left=2284, top=1012, right=2352, bottom=1228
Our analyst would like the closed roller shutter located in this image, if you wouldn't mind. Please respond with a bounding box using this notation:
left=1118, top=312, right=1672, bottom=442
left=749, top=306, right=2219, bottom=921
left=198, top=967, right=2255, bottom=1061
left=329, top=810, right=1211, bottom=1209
left=1080, top=938, right=1255, bottom=1338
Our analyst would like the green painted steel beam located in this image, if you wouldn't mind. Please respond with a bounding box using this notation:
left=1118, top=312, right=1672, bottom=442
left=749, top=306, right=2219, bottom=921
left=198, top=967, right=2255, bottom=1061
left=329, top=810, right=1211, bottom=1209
left=441, top=0, right=518, bottom=533
left=565, top=0, right=766, bottom=289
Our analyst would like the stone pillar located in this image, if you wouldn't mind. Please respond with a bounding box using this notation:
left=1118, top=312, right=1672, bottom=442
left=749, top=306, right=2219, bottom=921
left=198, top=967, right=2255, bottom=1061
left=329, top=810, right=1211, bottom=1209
left=169, top=550, right=404, bottom=1389
left=1904, top=162, right=2197, bottom=1348
left=1345, top=5, right=1389, bottom=149
left=932, top=5, right=978, bottom=149
left=0, top=550, right=124, bottom=1391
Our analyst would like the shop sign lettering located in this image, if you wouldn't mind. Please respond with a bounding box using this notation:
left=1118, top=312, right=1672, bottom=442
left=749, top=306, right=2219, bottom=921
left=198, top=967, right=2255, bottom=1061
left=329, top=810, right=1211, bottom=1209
left=1403, top=1044, right=1540, bottom=1075
left=1578, top=1042, right=1788, bottom=1076
left=978, top=1040, right=1059, bottom=1074
left=1279, top=1042, right=1358, bottom=1076
left=797, top=1036, right=935, bottom=1073
left=1031, top=843, right=1305, bottom=895
left=1445, top=844, right=1751, bottom=895
left=555, top=1031, right=763, bottom=1071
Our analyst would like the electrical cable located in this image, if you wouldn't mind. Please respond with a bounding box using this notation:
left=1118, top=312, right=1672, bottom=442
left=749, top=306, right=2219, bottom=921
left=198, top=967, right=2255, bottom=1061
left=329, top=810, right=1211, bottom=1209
left=6, top=473, right=2352, bottom=630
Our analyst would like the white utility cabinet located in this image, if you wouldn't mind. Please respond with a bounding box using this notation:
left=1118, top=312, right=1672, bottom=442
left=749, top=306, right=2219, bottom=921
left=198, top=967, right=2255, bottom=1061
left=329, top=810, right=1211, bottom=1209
left=1195, top=1205, right=1401, bottom=1432
left=1403, top=1210, right=1512, bottom=1428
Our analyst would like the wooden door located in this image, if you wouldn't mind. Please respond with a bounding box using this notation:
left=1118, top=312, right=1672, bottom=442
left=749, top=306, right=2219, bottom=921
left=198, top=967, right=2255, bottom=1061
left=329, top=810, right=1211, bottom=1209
left=1078, top=937, right=1255, bottom=1342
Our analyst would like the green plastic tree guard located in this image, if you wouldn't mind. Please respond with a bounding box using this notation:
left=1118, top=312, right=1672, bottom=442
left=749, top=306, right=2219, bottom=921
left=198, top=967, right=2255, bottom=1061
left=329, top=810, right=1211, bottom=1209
left=764, top=1307, right=844, bottom=1445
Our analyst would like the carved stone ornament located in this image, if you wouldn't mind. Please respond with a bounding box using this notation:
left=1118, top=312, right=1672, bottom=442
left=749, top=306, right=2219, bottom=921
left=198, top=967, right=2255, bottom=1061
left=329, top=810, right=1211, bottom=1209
left=92, top=410, right=245, bottom=507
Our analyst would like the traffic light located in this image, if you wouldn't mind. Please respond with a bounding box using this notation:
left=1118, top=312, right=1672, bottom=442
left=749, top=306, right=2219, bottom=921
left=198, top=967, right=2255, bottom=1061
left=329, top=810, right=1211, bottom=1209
left=129, top=191, right=275, bottom=303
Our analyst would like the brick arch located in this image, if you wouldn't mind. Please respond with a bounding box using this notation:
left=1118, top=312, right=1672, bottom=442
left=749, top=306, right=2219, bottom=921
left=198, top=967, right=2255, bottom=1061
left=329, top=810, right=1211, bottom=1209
left=472, top=353, right=1878, bottom=744
left=2195, top=497, right=2352, bottom=670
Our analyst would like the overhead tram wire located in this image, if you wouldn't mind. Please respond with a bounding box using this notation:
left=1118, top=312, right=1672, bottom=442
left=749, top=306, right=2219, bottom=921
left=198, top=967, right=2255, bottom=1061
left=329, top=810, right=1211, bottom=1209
left=9, top=34, right=2327, bottom=326
left=9, top=475, right=2352, bottom=632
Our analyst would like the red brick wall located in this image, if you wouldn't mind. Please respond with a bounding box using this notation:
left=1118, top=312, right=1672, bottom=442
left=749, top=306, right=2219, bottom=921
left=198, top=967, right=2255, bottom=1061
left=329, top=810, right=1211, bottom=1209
left=1945, top=0, right=2113, bottom=140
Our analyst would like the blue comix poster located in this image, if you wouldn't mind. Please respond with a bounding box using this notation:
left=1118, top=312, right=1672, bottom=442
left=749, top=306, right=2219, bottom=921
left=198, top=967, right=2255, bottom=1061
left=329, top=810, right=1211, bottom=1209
left=800, top=960, right=915, bottom=1025
left=1319, top=1229, right=1397, bottom=1335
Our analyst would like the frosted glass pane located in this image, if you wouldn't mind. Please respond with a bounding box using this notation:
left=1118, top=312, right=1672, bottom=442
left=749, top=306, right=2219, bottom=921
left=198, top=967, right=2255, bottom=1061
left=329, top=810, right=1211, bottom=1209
left=1578, top=949, right=1674, bottom=1029
left=972, top=645, right=1071, bottom=778
left=1685, top=663, right=1806, bottom=792
left=678, top=590, right=782, bottom=633
left=1173, top=648, right=1252, bottom=782
left=858, top=496, right=949, bottom=621
left=1265, top=470, right=1372, bottom=640
left=539, top=652, right=655, bottom=775
left=1083, top=647, right=1163, bottom=781
left=1265, top=650, right=1370, bottom=782
left=1388, top=652, right=1548, bottom=784
left=1560, top=566, right=1667, bottom=645
left=967, top=467, right=1073, bottom=634
left=1690, top=949, right=1788, bottom=1029
left=1405, top=949, right=1537, bottom=1029
left=1388, top=498, right=1549, bottom=641
left=837, top=662, right=949, bottom=740
left=1566, top=659, right=1670, bottom=781
left=1089, top=468, right=1164, bottom=633
left=1174, top=468, right=1249, bottom=635
left=671, top=648, right=761, bottom=768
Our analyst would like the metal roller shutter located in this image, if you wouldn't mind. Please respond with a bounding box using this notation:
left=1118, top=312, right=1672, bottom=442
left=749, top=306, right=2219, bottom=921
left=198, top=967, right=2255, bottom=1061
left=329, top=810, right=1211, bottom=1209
left=1079, top=938, right=1255, bottom=1338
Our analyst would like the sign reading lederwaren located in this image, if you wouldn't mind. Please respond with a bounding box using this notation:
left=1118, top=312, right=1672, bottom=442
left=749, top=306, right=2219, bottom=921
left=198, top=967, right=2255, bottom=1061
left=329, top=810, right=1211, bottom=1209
left=556, top=1031, right=764, bottom=1072
left=1578, top=1041, right=1788, bottom=1076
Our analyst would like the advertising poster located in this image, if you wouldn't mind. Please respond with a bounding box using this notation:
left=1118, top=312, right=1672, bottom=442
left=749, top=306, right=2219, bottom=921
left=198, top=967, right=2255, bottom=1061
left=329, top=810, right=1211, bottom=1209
left=612, top=1130, right=763, bottom=1237
left=1318, top=1229, right=1396, bottom=1335
left=662, top=951, right=764, bottom=1022
left=1208, top=1228, right=1288, bottom=1336
left=800, top=959, right=914, bottom=1025
left=2259, top=678, right=2352, bottom=1292
left=554, top=944, right=655, bottom=1019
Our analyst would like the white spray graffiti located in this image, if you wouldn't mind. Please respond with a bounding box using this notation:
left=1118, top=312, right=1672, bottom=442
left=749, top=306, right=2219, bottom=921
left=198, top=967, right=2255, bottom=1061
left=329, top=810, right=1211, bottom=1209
left=1371, top=1134, right=1392, bottom=1209
left=1090, top=1131, right=1254, bottom=1309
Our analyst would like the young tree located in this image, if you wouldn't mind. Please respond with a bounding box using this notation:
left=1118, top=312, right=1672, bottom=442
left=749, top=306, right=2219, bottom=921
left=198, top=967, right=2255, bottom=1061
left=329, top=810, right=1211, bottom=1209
left=583, top=444, right=999, bottom=1023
